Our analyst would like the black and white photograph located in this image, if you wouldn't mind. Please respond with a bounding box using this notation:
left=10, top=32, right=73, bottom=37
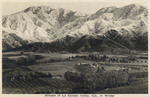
left=1, top=0, right=148, bottom=94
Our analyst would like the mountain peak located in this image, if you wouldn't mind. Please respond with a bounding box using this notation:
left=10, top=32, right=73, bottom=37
left=120, top=3, right=147, bottom=12
left=124, top=4, right=145, bottom=9
left=96, top=6, right=117, bottom=14
left=100, top=6, right=117, bottom=10
left=24, top=6, right=54, bottom=13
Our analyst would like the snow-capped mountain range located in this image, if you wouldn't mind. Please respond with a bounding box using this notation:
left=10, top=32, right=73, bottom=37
left=2, top=4, right=148, bottom=52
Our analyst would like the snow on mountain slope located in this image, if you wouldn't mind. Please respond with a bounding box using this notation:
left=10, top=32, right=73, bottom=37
left=2, top=6, right=87, bottom=42
left=55, top=4, right=147, bottom=39
left=89, top=4, right=147, bottom=21
left=2, top=4, right=148, bottom=51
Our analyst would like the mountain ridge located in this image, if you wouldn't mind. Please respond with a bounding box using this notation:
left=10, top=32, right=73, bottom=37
left=2, top=4, right=148, bottom=52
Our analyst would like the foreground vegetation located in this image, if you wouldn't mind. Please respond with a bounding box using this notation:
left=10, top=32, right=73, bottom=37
left=64, top=69, right=147, bottom=93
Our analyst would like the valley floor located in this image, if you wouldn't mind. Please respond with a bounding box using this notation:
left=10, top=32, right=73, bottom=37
left=2, top=51, right=148, bottom=94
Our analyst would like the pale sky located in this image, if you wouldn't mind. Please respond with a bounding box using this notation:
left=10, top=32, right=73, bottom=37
left=2, top=2, right=148, bottom=16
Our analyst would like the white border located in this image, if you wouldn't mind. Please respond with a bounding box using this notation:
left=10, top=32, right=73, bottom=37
left=0, top=0, right=149, bottom=97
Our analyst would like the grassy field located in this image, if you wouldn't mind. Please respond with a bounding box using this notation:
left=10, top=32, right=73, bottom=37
left=27, top=58, right=96, bottom=76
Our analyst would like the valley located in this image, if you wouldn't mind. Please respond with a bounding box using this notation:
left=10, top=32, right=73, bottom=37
left=2, top=51, right=148, bottom=93
left=2, top=3, right=148, bottom=94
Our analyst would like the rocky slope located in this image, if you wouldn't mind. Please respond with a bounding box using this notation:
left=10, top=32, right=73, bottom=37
left=2, top=4, right=148, bottom=52
left=2, top=31, right=28, bottom=51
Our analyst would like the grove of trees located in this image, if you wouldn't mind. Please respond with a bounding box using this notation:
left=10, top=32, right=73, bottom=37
left=64, top=70, right=129, bottom=93
left=64, top=69, right=148, bottom=93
